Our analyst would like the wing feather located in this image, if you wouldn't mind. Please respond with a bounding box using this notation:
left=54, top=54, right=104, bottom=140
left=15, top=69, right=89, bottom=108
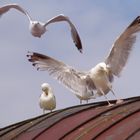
left=27, top=52, right=95, bottom=96
left=44, top=14, right=83, bottom=53
left=0, top=3, right=32, bottom=21
left=105, top=16, right=140, bottom=76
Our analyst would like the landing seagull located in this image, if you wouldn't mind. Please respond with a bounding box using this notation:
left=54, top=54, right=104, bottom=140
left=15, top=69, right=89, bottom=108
left=39, top=83, right=56, bottom=114
left=0, top=3, right=82, bottom=53
left=27, top=16, right=140, bottom=106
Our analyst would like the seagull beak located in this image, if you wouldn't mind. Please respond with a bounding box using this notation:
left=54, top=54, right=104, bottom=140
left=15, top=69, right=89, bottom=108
left=104, top=67, right=110, bottom=75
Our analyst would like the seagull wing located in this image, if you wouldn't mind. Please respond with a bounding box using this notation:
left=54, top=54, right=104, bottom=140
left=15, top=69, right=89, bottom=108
left=105, top=16, right=140, bottom=76
left=27, top=52, right=95, bottom=96
left=44, top=14, right=83, bottom=53
left=0, top=3, right=32, bottom=21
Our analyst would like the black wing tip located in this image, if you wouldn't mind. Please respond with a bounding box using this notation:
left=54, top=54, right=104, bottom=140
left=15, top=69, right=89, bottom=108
left=128, top=16, right=140, bottom=27
left=26, top=51, right=35, bottom=63
left=28, top=59, right=33, bottom=62
left=26, top=51, right=51, bottom=62
left=75, top=43, right=83, bottom=53
left=32, top=63, right=35, bottom=66
left=75, top=42, right=83, bottom=53
left=79, top=48, right=83, bottom=53
left=26, top=51, right=42, bottom=71
left=26, top=51, right=33, bottom=58
left=136, top=16, right=140, bottom=19
left=74, top=37, right=83, bottom=53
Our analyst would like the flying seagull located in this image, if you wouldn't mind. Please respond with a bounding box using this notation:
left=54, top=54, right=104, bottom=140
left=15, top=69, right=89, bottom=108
left=39, top=83, right=56, bottom=114
left=27, top=16, right=140, bottom=106
left=0, top=3, right=82, bottom=53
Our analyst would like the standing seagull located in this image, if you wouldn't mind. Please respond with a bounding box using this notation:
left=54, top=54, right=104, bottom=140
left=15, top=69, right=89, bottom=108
left=27, top=16, right=140, bottom=106
left=0, top=3, right=82, bottom=53
left=39, top=83, right=56, bottom=114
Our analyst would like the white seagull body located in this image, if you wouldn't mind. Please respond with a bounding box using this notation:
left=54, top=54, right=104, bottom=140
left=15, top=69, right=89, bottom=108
left=0, top=3, right=82, bottom=52
left=39, top=83, right=56, bottom=113
left=28, top=16, right=140, bottom=105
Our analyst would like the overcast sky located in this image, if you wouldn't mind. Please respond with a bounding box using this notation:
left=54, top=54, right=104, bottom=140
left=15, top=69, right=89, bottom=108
left=0, top=0, right=140, bottom=127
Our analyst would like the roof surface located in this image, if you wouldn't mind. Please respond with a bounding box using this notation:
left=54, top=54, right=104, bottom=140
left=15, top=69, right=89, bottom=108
left=0, top=96, right=140, bottom=140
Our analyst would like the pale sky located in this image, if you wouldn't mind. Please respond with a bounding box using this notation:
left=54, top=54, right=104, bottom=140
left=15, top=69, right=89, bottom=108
left=0, top=0, right=140, bottom=127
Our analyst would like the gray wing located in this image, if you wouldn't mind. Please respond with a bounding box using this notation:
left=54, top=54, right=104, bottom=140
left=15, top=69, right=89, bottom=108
left=44, top=14, right=83, bottom=53
left=0, top=3, right=32, bottom=21
left=27, top=52, right=95, bottom=96
left=105, top=16, right=140, bottom=76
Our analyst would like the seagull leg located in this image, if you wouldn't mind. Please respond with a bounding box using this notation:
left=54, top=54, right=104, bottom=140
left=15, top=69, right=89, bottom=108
left=107, top=82, right=124, bottom=104
left=100, top=89, right=114, bottom=107
left=43, top=109, right=45, bottom=114
left=80, top=100, right=82, bottom=104
left=109, top=88, right=124, bottom=104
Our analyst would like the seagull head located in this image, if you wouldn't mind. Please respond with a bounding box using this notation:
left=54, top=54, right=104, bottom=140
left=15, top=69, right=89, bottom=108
left=95, top=62, right=108, bottom=73
left=31, top=21, right=40, bottom=26
left=41, top=83, right=50, bottom=94
left=29, top=21, right=46, bottom=37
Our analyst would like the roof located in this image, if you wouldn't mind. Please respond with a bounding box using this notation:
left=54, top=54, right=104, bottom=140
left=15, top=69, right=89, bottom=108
left=0, top=96, right=140, bottom=140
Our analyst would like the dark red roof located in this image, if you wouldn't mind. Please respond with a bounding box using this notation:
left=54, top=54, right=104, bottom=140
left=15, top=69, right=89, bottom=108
left=0, top=96, right=140, bottom=140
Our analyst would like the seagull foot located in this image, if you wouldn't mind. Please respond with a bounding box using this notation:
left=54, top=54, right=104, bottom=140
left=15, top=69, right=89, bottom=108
left=116, top=99, right=124, bottom=104
left=107, top=103, right=114, bottom=107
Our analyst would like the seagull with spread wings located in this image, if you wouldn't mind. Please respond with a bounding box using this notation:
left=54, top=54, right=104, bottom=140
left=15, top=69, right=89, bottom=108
left=0, top=3, right=82, bottom=53
left=39, top=83, right=56, bottom=114
left=27, top=16, right=140, bottom=105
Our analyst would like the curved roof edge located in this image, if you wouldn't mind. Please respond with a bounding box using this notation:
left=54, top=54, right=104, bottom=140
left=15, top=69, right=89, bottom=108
left=0, top=96, right=140, bottom=140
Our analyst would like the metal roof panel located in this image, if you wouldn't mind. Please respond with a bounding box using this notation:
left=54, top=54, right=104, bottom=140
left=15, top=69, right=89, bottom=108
left=0, top=96, right=140, bottom=140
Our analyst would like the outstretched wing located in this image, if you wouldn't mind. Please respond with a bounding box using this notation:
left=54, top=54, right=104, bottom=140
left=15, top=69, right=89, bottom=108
left=44, top=14, right=83, bottom=53
left=105, top=16, right=140, bottom=76
left=0, top=3, right=32, bottom=21
left=27, top=52, right=95, bottom=96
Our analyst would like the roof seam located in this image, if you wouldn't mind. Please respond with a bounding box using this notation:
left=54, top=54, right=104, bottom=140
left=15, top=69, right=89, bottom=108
left=60, top=98, right=140, bottom=139
left=0, top=96, right=139, bottom=140
left=92, top=108, right=140, bottom=139
left=126, top=128, right=140, bottom=140
left=13, top=110, right=69, bottom=139
left=32, top=102, right=107, bottom=139
left=33, top=97, right=140, bottom=139
left=0, top=110, right=62, bottom=139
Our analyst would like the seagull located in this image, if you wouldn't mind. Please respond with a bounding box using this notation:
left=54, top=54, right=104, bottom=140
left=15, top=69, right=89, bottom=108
left=39, top=83, right=56, bottom=114
left=27, top=16, right=140, bottom=106
left=0, top=3, right=83, bottom=53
